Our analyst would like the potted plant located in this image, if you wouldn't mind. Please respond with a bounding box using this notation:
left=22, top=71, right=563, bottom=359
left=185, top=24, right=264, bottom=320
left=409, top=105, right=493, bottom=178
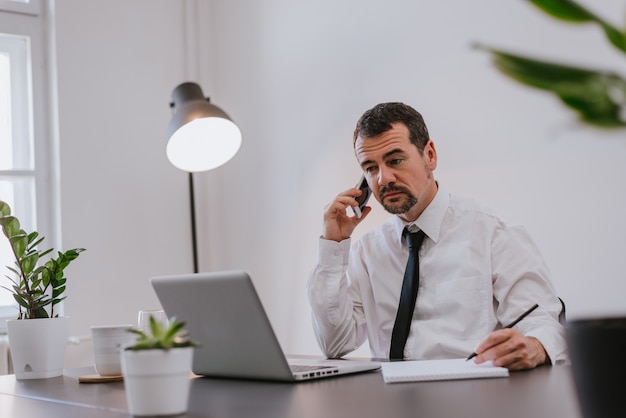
left=121, top=315, right=199, bottom=416
left=0, top=199, right=85, bottom=379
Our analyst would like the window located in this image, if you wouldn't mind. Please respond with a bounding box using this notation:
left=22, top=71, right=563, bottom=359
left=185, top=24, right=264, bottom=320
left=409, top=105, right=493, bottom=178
left=0, top=0, right=53, bottom=328
left=0, top=33, right=35, bottom=313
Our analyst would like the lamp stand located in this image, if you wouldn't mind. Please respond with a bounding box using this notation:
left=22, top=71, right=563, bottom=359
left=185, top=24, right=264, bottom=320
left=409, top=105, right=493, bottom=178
left=188, top=172, right=199, bottom=273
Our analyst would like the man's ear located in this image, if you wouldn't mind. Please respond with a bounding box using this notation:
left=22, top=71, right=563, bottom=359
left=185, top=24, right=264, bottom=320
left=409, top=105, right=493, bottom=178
left=424, top=140, right=437, bottom=170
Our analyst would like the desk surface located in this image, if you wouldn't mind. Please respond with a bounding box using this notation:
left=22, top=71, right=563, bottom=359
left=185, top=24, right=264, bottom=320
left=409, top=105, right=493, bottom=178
left=0, top=364, right=582, bottom=418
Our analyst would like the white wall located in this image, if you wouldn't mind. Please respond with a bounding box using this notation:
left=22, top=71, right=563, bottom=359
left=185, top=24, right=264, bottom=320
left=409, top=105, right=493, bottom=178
left=53, top=0, right=194, bottom=365
left=54, top=0, right=626, bottom=365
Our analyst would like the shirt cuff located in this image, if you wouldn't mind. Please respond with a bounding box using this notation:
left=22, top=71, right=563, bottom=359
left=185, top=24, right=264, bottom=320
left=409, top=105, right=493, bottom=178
left=318, top=237, right=351, bottom=267
left=526, top=327, right=570, bottom=366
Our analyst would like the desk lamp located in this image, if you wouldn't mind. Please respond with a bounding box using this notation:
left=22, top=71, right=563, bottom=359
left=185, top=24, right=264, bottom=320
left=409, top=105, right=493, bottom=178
left=167, top=82, right=242, bottom=272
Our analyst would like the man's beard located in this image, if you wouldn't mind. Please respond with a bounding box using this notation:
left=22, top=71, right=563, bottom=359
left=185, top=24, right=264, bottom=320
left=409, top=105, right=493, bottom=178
left=379, top=184, right=417, bottom=214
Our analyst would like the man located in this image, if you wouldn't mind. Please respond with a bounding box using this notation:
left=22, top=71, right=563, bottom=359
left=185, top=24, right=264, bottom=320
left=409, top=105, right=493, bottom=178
left=307, top=102, right=568, bottom=370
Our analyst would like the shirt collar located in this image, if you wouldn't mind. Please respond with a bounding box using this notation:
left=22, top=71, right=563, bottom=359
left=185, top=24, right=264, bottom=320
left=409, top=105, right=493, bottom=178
left=392, top=184, right=449, bottom=245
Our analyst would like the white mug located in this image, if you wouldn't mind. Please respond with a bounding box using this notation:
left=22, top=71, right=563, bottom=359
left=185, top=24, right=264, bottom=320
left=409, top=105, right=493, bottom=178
left=91, top=324, right=135, bottom=376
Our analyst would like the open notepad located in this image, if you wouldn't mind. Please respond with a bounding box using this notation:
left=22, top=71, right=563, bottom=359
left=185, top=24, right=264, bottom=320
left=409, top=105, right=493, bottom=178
left=381, top=358, right=509, bottom=383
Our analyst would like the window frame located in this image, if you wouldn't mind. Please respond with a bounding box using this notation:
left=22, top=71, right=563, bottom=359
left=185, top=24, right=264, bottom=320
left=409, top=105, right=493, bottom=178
left=0, top=0, right=59, bottom=330
left=0, top=0, right=40, bottom=16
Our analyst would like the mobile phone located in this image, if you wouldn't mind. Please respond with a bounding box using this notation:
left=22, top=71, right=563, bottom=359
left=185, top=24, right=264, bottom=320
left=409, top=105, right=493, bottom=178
left=352, top=175, right=371, bottom=218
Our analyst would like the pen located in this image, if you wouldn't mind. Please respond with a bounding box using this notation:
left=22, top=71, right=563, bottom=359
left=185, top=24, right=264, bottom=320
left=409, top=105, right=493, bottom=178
left=466, top=303, right=539, bottom=361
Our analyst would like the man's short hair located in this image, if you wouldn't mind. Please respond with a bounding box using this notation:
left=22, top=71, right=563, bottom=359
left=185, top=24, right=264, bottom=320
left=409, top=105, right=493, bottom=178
left=353, top=102, right=430, bottom=153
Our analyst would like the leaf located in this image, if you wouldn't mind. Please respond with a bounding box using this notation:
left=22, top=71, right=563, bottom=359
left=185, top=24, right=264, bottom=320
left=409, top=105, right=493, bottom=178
left=526, top=0, right=626, bottom=53
left=34, top=297, right=52, bottom=308
left=20, top=253, right=39, bottom=276
left=52, top=277, right=66, bottom=288
left=478, top=44, right=599, bottom=83
left=149, top=315, right=165, bottom=340
left=0, top=284, right=15, bottom=293
left=0, top=201, right=9, bottom=217
left=0, top=217, right=21, bottom=238
left=6, top=267, right=20, bottom=278
left=527, top=0, right=595, bottom=22
left=1, top=275, right=17, bottom=287
left=30, top=279, right=42, bottom=293
left=37, top=248, right=53, bottom=258
left=9, top=235, right=28, bottom=258
left=32, top=265, right=46, bottom=277
left=11, top=284, right=25, bottom=295
left=164, top=320, right=186, bottom=342
left=12, top=293, right=29, bottom=309
left=65, top=248, right=85, bottom=259
left=40, top=268, right=51, bottom=288
left=27, top=231, right=41, bottom=246
left=57, top=248, right=85, bottom=269
left=52, top=286, right=65, bottom=298
left=478, top=45, right=626, bottom=127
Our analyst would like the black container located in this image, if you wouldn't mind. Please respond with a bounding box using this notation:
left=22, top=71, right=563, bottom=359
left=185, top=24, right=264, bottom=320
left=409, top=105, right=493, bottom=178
left=566, top=317, right=626, bottom=418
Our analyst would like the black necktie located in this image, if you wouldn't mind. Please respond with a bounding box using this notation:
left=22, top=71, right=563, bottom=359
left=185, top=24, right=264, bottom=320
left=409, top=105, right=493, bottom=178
left=389, top=227, right=426, bottom=360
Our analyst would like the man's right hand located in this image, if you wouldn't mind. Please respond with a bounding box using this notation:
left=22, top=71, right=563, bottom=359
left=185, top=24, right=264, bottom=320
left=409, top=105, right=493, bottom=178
left=322, top=187, right=372, bottom=242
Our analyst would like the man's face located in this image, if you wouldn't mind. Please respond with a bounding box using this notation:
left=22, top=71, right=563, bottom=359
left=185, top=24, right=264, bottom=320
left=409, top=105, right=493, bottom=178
left=354, top=123, right=438, bottom=222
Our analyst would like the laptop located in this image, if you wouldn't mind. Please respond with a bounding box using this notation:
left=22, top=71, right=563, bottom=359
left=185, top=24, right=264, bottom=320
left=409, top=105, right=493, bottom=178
left=150, top=270, right=381, bottom=381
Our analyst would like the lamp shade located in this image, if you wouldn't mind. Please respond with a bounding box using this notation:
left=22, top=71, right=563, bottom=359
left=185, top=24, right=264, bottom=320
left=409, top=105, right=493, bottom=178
left=167, top=82, right=242, bottom=172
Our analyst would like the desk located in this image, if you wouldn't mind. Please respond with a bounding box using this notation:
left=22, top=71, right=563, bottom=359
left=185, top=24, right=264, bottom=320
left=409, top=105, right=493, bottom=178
left=0, top=365, right=581, bottom=417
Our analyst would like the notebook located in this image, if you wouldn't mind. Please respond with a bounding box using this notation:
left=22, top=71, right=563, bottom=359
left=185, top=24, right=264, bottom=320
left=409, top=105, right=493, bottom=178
left=381, top=358, right=509, bottom=383
left=150, top=270, right=381, bottom=382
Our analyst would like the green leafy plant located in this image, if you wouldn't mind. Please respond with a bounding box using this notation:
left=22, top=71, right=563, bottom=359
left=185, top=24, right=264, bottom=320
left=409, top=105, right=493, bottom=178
left=125, top=315, right=199, bottom=351
left=0, top=199, right=85, bottom=319
left=477, top=0, right=626, bottom=127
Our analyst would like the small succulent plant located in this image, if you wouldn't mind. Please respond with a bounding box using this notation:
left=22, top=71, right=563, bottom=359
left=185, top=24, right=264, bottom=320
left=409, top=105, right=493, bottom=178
left=125, top=315, right=199, bottom=350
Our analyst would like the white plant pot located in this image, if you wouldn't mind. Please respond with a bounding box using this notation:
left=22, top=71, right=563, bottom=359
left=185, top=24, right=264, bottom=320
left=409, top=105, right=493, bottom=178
left=6, top=317, right=70, bottom=379
left=121, top=347, right=193, bottom=416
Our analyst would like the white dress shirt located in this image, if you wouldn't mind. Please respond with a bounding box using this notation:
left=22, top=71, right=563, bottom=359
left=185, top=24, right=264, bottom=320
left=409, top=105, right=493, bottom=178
left=307, top=187, right=568, bottom=364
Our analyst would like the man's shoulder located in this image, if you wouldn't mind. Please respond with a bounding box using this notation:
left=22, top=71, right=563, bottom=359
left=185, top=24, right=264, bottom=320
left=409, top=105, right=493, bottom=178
left=448, top=193, right=499, bottom=218
left=445, top=193, right=528, bottom=236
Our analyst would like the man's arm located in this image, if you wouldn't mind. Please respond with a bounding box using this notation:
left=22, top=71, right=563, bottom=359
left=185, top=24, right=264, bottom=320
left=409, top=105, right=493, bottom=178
left=481, top=224, right=568, bottom=370
left=306, top=238, right=367, bottom=358
left=307, top=186, right=372, bottom=358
